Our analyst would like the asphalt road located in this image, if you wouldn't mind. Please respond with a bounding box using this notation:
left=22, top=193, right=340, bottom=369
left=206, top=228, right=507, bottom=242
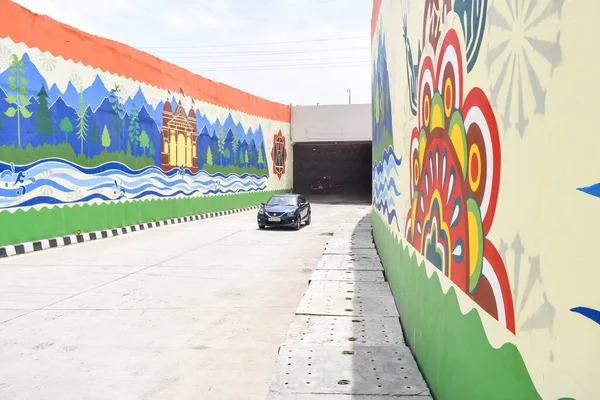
left=0, top=203, right=370, bottom=400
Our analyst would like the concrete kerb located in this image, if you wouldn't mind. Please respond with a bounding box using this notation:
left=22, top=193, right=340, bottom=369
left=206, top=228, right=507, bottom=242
left=268, top=211, right=431, bottom=399
left=0, top=205, right=259, bottom=259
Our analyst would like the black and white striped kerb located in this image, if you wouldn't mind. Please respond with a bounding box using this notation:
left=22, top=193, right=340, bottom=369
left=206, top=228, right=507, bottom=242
left=0, top=205, right=259, bottom=259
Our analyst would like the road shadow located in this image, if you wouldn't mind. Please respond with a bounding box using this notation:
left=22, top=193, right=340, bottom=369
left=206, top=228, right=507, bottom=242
left=256, top=226, right=303, bottom=232
left=346, top=210, right=432, bottom=397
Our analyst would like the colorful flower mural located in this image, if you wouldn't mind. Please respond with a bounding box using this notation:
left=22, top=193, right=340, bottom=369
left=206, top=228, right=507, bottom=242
left=404, top=28, right=515, bottom=333
left=422, top=0, right=452, bottom=53
left=403, top=0, right=488, bottom=116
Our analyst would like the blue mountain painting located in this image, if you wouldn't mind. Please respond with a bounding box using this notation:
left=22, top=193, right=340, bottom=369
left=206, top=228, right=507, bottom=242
left=0, top=51, right=271, bottom=175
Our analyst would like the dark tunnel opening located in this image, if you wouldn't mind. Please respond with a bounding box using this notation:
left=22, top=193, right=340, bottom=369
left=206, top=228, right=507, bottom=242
left=292, top=141, right=372, bottom=205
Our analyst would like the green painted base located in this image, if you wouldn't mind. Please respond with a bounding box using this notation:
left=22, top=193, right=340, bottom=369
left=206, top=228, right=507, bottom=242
left=372, top=211, right=547, bottom=400
left=0, top=189, right=290, bottom=247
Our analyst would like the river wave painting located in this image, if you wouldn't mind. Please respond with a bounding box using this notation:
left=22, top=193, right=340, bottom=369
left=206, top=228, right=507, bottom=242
left=0, top=158, right=267, bottom=210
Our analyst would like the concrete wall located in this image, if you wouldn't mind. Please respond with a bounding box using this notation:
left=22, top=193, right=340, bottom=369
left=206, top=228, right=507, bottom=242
left=0, top=2, right=292, bottom=247
left=291, top=104, right=371, bottom=143
left=372, top=1, right=598, bottom=399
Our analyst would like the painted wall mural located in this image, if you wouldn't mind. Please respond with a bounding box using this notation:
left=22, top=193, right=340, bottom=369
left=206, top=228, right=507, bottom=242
left=372, top=31, right=402, bottom=231
left=485, top=0, right=564, bottom=138
left=271, top=130, right=287, bottom=179
left=0, top=2, right=291, bottom=248
left=373, top=0, right=597, bottom=399
left=404, top=28, right=514, bottom=333
left=0, top=51, right=278, bottom=208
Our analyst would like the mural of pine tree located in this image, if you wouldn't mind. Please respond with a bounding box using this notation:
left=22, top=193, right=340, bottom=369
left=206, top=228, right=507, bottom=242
left=217, top=125, right=225, bottom=165
left=101, top=125, right=111, bottom=151
left=108, top=85, right=124, bottom=152
left=246, top=129, right=254, bottom=161
left=4, top=55, right=32, bottom=148
left=257, top=147, right=264, bottom=168
left=34, top=85, right=54, bottom=144
left=76, top=93, right=88, bottom=154
left=90, top=122, right=100, bottom=153
left=238, top=147, right=244, bottom=166
left=206, top=146, right=213, bottom=166
left=231, top=129, right=238, bottom=166
left=128, top=103, right=140, bottom=155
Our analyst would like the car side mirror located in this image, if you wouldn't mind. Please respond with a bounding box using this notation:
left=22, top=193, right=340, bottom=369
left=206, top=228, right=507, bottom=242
left=260, top=202, right=265, bottom=206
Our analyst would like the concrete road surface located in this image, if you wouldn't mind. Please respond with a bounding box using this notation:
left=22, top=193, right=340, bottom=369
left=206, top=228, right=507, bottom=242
left=0, top=204, right=371, bottom=400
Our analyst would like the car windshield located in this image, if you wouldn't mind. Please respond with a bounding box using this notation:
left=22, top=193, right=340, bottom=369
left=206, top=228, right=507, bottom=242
left=267, top=196, right=298, bottom=206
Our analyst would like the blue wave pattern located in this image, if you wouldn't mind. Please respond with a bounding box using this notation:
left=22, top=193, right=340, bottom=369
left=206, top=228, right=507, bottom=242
left=0, top=158, right=268, bottom=209
left=372, top=147, right=402, bottom=231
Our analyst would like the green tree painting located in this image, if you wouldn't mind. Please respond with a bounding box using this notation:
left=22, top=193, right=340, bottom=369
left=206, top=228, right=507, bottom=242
left=0, top=116, right=3, bottom=130
left=34, top=85, right=54, bottom=143
left=246, top=129, right=256, bottom=163
left=244, top=149, right=249, bottom=165
left=128, top=104, right=140, bottom=155
left=149, top=141, right=155, bottom=157
left=238, top=148, right=244, bottom=166
left=217, top=125, right=225, bottom=165
left=108, top=85, right=124, bottom=151
left=4, top=55, right=32, bottom=147
left=257, top=147, right=264, bottom=167
left=139, top=130, right=150, bottom=156
left=231, top=130, right=238, bottom=165
left=101, top=125, right=111, bottom=151
left=206, top=146, right=213, bottom=166
left=224, top=148, right=231, bottom=163
left=60, top=117, right=73, bottom=142
left=90, top=122, right=100, bottom=147
left=76, top=92, right=88, bottom=154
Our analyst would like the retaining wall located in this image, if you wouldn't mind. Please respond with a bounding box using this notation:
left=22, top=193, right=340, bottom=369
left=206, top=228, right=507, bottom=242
left=372, top=1, right=597, bottom=399
left=0, top=2, right=292, bottom=247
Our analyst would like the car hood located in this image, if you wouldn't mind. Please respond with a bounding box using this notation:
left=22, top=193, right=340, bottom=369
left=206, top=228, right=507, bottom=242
left=263, top=205, right=297, bottom=213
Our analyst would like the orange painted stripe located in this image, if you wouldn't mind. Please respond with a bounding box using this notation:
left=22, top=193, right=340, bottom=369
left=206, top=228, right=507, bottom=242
left=0, top=1, right=291, bottom=122
left=371, top=0, right=382, bottom=40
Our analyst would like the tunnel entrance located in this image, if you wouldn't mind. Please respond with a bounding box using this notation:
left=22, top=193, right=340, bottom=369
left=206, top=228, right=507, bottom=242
left=292, top=141, right=372, bottom=204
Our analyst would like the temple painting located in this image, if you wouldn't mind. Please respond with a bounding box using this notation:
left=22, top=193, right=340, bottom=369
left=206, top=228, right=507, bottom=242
left=161, top=101, right=198, bottom=172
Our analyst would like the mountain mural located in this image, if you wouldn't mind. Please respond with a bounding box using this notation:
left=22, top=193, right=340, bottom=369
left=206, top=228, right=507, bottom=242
left=0, top=52, right=269, bottom=176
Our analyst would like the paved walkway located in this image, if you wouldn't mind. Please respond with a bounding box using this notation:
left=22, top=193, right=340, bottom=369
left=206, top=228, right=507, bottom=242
left=267, top=207, right=432, bottom=399
left=0, top=204, right=365, bottom=400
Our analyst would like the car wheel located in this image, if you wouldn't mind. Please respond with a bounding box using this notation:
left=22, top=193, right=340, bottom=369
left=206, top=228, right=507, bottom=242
left=305, top=212, right=311, bottom=226
left=294, top=218, right=301, bottom=231
left=258, top=225, right=266, bottom=230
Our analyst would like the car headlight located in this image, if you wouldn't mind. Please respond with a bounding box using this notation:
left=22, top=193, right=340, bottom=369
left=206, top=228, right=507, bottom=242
left=258, top=208, right=265, bottom=215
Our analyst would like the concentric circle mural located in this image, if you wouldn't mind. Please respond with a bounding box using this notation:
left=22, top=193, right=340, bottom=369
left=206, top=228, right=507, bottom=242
left=405, top=28, right=515, bottom=334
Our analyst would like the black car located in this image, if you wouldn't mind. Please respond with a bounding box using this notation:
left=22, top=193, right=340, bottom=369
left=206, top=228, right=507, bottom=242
left=257, top=194, right=311, bottom=230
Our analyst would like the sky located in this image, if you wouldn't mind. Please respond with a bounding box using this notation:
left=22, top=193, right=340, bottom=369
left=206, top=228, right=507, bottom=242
left=13, top=0, right=372, bottom=106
